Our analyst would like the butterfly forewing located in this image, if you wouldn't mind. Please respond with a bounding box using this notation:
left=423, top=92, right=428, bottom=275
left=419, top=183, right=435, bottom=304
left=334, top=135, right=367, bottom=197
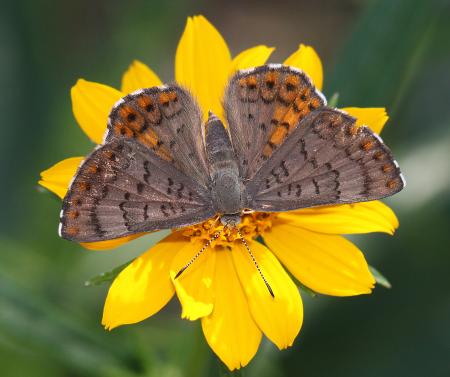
left=60, top=139, right=215, bottom=242
left=224, top=65, right=326, bottom=180
left=106, top=85, right=210, bottom=187
left=245, top=108, right=405, bottom=211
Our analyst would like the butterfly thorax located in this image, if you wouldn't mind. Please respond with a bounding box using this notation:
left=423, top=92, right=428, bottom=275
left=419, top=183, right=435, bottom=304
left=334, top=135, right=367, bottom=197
left=205, top=113, right=245, bottom=222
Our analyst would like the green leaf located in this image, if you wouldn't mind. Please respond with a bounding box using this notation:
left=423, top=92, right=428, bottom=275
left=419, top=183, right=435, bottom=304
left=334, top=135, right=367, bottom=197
left=369, top=265, right=392, bottom=289
left=327, top=92, right=339, bottom=108
left=84, top=260, right=133, bottom=287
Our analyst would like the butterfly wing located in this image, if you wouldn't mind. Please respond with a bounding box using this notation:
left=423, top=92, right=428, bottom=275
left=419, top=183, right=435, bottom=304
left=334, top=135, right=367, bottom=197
left=245, top=108, right=405, bottom=211
left=224, top=65, right=326, bottom=180
left=60, top=139, right=215, bottom=242
left=106, top=85, right=210, bottom=186
left=60, top=85, right=215, bottom=242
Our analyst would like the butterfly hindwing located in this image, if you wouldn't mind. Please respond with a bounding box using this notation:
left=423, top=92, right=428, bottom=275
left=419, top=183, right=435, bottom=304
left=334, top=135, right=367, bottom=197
left=245, top=108, right=405, bottom=211
left=60, top=139, right=215, bottom=242
left=106, top=85, right=210, bottom=187
left=224, top=65, right=326, bottom=180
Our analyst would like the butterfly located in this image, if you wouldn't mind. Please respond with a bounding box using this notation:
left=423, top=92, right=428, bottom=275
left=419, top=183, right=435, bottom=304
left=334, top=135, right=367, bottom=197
left=59, top=65, right=405, bottom=290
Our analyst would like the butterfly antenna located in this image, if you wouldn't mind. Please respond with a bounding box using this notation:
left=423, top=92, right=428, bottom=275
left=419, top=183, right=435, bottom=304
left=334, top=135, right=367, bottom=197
left=236, top=228, right=275, bottom=298
left=174, top=227, right=224, bottom=279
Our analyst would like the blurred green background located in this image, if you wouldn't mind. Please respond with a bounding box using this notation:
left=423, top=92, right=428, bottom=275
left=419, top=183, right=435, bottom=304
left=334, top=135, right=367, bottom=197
left=1, top=0, right=449, bottom=376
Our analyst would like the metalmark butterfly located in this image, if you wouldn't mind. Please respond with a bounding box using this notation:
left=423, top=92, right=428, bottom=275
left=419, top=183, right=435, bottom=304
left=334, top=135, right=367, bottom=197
left=60, top=65, right=405, bottom=292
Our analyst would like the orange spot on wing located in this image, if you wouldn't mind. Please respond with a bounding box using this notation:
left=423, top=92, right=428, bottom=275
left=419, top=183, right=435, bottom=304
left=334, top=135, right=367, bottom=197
left=156, top=148, right=173, bottom=161
left=382, top=164, right=393, bottom=173
left=282, top=109, right=301, bottom=132
left=348, top=125, right=358, bottom=136
left=86, top=165, right=99, bottom=174
left=66, top=210, right=79, bottom=220
left=285, top=74, right=300, bottom=87
left=119, top=105, right=136, bottom=120
left=65, top=226, right=79, bottom=236
left=386, top=179, right=398, bottom=189
left=114, top=123, right=134, bottom=138
left=269, top=126, right=288, bottom=146
left=159, top=92, right=170, bottom=106
left=273, top=105, right=288, bottom=123
left=137, top=129, right=159, bottom=147
left=77, top=181, right=91, bottom=192
left=361, top=139, right=374, bottom=151
left=265, top=71, right=279, bottom=84
left=310, top=97, right=321, bottom=109
left=263, top=144, right=274, bottom=157
left=168, top=91, right=178, bottom=102
left=246, top=76, right=258, bottom=88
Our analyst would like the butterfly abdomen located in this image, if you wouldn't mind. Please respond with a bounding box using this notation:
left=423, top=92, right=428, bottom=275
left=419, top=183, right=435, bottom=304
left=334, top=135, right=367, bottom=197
left=205, top=113, right=244, bottom=216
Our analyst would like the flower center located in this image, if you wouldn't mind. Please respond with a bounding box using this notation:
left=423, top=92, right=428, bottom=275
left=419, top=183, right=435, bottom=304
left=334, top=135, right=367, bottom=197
left=180, top=212, right=277, bottom=248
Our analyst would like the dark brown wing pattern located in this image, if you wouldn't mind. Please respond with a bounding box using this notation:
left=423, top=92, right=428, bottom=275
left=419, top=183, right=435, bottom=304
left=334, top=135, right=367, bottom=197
left=60, top=139, right=214, bottom=242
left=106, top=85, right=210, bottom=187
left=245, top=108, right=405, bottom=211
left=60, top=85, right=215, bottom=242
left=224, top=65, right=327, bottom=180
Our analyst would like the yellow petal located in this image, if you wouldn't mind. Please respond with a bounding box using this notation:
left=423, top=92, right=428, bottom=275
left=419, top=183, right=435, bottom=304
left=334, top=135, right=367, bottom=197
left=80, top=233, right=145, bottom=250
left=342, top=107, right=389, bottom=134
left=263, top=224, right=375, bottom=296
left=202, top=249, right=261, bottom=371
left=39, top=157, right=84, bottom=199
left=229, top=45, right=275, bottom=73
left=284, top=44, right=323, bottom=90
left=102, top=232, right=184, bottom=330
left=71, top=79, right=123, bottom=144
left=279, top=201, right=399, bottom=235
left=121, top=60, right=162, bottom=94
left=232, top=241, right=303, bottom=349
left=175, top=15, right=231, bottom=120
left=170, top=240, right=216, bottom=320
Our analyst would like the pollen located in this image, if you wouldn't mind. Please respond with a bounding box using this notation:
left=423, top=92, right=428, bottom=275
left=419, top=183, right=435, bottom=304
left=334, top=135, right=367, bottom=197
left=180, top=212, right=277, bottom=248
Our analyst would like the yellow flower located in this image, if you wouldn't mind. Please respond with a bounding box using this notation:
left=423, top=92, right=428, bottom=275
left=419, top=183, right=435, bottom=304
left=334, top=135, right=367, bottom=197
left=39, top=15, right=398, bottom=370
